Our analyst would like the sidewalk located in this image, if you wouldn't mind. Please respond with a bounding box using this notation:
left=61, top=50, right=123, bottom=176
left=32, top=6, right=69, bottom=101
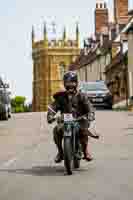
left=113, top=99, right=129, bottom=109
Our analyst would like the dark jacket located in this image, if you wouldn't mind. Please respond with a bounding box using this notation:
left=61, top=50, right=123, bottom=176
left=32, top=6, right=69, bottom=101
left=47, top=90, right=93, bottom=128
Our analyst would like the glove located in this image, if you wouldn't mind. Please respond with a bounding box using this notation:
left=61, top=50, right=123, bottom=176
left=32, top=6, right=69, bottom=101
left=47, top=115, right=55, bottom=124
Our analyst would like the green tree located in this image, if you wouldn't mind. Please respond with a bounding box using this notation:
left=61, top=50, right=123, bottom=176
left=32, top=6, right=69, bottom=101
left=11, top=96, right=26, bottom=113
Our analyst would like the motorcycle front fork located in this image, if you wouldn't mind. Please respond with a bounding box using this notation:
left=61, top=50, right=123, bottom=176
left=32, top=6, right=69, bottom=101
left=72, top=132, right=82, bottom=160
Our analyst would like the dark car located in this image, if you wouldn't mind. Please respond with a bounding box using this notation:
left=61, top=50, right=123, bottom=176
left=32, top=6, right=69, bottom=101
left=79, top=81, right=113, bottom=109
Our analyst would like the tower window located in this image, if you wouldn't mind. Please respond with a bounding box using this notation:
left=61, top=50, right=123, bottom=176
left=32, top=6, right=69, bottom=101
left=100, top=3, right=103, bottom=9
left=59, top=62, right=66, bottom=79
left=104, top=3, right=106, bottom=9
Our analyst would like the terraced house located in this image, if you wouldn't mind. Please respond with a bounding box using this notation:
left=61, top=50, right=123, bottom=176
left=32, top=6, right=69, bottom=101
left=71, top=0, right=133, bottom=106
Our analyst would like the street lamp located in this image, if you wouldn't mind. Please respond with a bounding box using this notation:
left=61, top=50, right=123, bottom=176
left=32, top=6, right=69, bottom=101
left=123, top=53, right=128, bottom=107
left=96, top=48, right=102, bottom=80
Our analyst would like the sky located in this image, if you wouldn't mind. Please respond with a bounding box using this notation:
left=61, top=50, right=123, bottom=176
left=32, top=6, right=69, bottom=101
left=0, top=0, right=132, bottom=102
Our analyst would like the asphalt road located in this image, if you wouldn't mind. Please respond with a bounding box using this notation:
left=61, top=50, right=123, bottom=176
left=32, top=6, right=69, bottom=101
left=0, top=111, right=132, bottom=200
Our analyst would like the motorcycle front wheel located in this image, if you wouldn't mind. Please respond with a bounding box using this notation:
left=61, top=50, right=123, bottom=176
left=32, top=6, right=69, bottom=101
left=64, top=137, right=72, bottom=175
left=73, top=152, right=81, bottom=169
left=73, top=156, right=80, bottom=169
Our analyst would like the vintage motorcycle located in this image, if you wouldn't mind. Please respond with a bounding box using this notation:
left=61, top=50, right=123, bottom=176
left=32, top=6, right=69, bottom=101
left=54, top=111, right=95, bottom=175
left=63, top=113, right=82, bottom=175
left=48, top=101, right=96, bottom=175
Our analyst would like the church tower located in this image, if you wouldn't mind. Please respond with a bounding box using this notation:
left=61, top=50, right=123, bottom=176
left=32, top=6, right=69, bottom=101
left=32, top=23, right=80, bottom=111
left=95, top=0, right=109, bottom=39
left=114, top=0, right=128, bottom=26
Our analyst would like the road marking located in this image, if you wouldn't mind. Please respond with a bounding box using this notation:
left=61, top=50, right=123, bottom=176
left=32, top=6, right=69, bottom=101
left=0, top=123, right=5, bottom=127
left=0, top=151, right=27, bottom=169
left=2, top=158, right=17, bottom=167
left=0, top=136, right=46, bottom=169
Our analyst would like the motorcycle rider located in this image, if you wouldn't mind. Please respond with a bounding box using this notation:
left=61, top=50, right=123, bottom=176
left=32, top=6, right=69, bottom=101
left=47, top=71, right=99, bottom=163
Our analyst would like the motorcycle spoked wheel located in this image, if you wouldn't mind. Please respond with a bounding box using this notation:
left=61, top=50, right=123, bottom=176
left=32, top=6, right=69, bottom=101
left=73, top=154, right=80, bottom=169
left=64, top=137, right=73, bottom=175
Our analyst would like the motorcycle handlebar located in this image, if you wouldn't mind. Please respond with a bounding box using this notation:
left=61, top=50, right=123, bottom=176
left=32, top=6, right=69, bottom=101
left=47, top=106, right=95, bottom=122
left=53, top=112, right=95, bottom=122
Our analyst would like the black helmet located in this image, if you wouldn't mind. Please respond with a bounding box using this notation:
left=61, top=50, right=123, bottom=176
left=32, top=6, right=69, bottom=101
left=63, top=71, right=78, bottom=92
left=63, top=71, right=78, bottom=83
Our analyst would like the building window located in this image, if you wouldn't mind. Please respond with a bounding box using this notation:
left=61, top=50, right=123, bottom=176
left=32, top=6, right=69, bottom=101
left=90, top=64, right=92, bottom=72
left=59, top=62, right=66, bottom=79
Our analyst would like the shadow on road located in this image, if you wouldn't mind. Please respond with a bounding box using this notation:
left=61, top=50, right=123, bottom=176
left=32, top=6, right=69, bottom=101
left=0, top=165, right=87, bottom=177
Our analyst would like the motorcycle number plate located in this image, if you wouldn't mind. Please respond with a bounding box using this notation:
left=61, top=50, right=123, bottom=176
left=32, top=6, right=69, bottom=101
left=64, top=113, right=73, bottom=122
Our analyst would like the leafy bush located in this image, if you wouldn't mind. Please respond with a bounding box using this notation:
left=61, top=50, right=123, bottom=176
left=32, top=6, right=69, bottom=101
left=11, top=96, right=32, bottom=113
left=15, top=106, right=24, bottom=113
left=113, top=106, right=128, bottom=111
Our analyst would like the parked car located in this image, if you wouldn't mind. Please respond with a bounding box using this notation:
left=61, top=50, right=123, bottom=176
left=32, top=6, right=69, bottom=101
left=79, top=81, right=113, bottom=109
left=0, top=83, right=11, bottom=120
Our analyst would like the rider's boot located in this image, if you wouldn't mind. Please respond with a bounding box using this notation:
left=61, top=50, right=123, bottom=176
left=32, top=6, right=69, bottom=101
left=55, top=149, right=64, bottom=163
left=80, top=130, right=93, bottom=162
left=82, top=143, right=93, bottom=162
left=53, top=126, right=64, bottom=163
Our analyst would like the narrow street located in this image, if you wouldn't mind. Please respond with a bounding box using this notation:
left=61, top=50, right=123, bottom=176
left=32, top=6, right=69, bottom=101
left=0, top=111, right=132, bottom=200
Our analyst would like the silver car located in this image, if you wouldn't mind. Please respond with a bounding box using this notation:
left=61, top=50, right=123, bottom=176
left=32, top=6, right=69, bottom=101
left=79, top=81, right=113, bottom=109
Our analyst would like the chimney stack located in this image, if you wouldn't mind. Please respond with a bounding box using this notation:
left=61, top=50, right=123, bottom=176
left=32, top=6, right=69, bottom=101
left=95, top=0, right=109, bottom=39
left=114, top=0, right=129, bottom=29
